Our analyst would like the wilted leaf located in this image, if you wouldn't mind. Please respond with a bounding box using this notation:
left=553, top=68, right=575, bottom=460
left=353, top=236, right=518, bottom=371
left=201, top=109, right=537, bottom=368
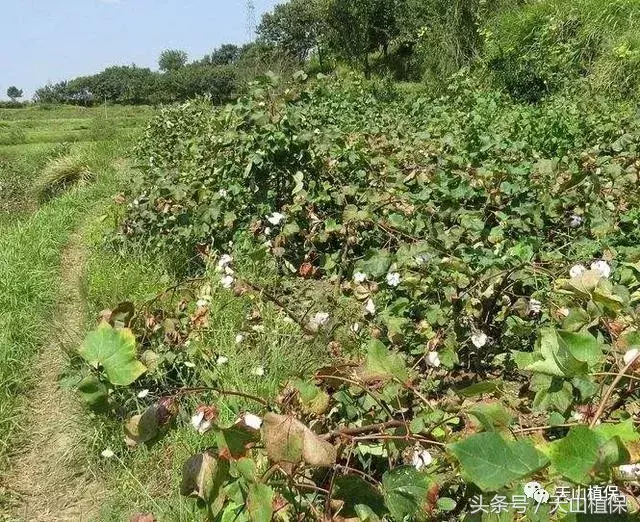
left=124, top=407, right=160, bottom=445
left=180, top=451, right=228, bottom=501
left=216, top=424, right=260, bottom=460
left=263, top=413, right=336, bottom=467
left=78, top=322, right=146, bottom=386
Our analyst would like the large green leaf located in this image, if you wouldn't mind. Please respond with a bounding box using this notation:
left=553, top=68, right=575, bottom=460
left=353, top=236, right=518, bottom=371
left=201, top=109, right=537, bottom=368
left=448, top=432, right=548, bottom=491
left=333, top=475, right=385, bottom=520
left=526, top=328, right=602, bottom=378
left=247, top=483, right=274, bottom=522
left=78, top=322, right=146, bottom=386
left=548, top=425, right=629, bottom=484
left=381, top=466, right=431, bottom=522
left=361, top=339, right=409, bottom=383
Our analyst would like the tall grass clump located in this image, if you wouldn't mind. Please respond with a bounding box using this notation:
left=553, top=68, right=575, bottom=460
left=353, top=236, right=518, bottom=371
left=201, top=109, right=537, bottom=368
left=485, top=0, right=640, bottom=101
left=34, top=153, right=94, bottom=201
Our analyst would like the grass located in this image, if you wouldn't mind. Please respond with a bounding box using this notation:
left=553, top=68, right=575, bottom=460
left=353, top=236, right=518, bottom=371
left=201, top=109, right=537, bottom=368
left=80, top=231, right=332, bottom=520
left=0, top=105, right=149, bottom=475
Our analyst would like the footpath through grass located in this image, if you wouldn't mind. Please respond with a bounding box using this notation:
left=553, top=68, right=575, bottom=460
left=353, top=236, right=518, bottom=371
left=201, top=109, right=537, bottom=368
left=0, top=105, right=148, bottom=474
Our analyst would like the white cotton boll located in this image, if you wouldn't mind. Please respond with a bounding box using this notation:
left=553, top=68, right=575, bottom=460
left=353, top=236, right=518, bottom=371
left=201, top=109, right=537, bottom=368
left=471, top=332, right=488, bottom=348
left=191, top=411, right=212, bottom=434
left=196, top=298, right=210, bottom=308
left=426, top=352, right=441, bottom=368
left=217, top=356, right=229, bottom=366
left=264, top=227, right=272, bottom=236
left=218, top=189, right=228, bottom=198
left=221, top=275, right=235, bottom=289
left=137, top=389, right=150, bottom=399
left=266, top=212, right=285, bottom=225
left=243, top=413, right=263, bottom=430
left=624, top=349, right=640, bottom=367
left=353, top=272, right=367, bottom=283
left=218, top=254, right=233, bottom=268
left=351, top=322, right=361, bottom=334
left=569, top=264, right=587, bottom=279
left=312, top=312, right=330, bottom=327
left=101, top=449, right=115, bottom=459
left=411, top=449, right=433, bottom=470
left=184, top=361, right=196, bottom=368
left=618, top=464, right=640, bottom=480
left=569, top=215, right=583, bottom=228
left=386, top=272, right=401, bottom=287
left=529, top=299, right=542, bottom=315
left=591, top=260, right=611, bottom=279
left=235, top=333, right=245, bottom=344
left=251, top=366, right=265, bottom=377
left=365, top=298, right=376, bottom=316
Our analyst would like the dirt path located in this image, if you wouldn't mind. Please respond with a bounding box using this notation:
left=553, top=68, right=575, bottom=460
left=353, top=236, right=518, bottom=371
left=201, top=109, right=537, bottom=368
left=2, top=232, right=105, bottom=521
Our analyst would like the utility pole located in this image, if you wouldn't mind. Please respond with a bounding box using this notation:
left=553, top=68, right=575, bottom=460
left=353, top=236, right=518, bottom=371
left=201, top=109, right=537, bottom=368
left=246, top=0, right=256, bottom=40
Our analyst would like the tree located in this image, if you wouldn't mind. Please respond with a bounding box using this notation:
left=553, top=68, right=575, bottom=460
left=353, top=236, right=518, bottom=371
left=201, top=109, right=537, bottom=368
left=6, top=86, right=23, bottom=101
left=257, top=0, right=329, bottom=64
left=327, top=0, right=400, bottom=77
left=158, top=49, right=189, bottom=72
left=205, top=44, right=242, bottom=66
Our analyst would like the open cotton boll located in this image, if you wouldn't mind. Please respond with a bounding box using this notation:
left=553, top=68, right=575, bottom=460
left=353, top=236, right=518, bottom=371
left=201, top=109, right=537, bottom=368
left=624, top=348, right=640, bottom=367
left=569, top=264, right=587, bottom=279
left=529, top=299, right=542, bottom=314
left=386, top=272, right=401, bottom=287
left=191, top=411, right=212, bottom=434
left=426, top=352, right=441, bottom=368
left=411, top=449, right=433, bottom=470
left=590, top=260, right=611, bottom=279
left=217, top=254, right=233, bottom=268
left=365, top=298, right=376, bottom=316
left=137, top=389, right=150, bottom=399
left=216, top=356, right=229, bottom=366
left=353, top=271, right=367, bottom=283
left=266, top=212, right=285, bottom=225
left=471, top=332, right=488, bottom=348
left=251, top=366, right=265, bottom=377
left=221, top=275, right=234, bottom=289
left=101, top=449, right=115, bottom=459
left=242, top=413, right=263, bottom=430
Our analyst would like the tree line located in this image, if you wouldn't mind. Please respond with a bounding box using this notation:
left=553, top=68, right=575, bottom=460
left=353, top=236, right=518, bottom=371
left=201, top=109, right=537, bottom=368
left=30, top=0, right=517, bottom=106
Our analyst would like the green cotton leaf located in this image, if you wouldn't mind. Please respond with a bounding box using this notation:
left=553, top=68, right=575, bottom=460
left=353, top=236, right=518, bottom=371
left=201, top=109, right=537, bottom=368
left=595, top=419, right=640, bottom=443
left=247, top=483, right=274, bottom=522
left=548, top=425, right=629, bottom=485
left=381, top=466, right=432, bottom=522
left=333, top=475, right=385, bottom=520
left=355, top=249, right=393, bottom=278
left=525, top=328, right=602, bottom=378
left=77, top=375, right=109, bottom=412
left=361, top=339, right=409, bottom=383
left=78, top=322, right=146, bottom=386
left=448, top=432, right=548, bottom=492
left=290, top=378, right=330, bottom=415
left=468, top=403, right=513, bottom=432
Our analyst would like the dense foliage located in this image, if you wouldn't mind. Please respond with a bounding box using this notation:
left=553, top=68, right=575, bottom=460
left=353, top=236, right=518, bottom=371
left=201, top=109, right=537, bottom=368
left=75, top=71, right=640, bottom=520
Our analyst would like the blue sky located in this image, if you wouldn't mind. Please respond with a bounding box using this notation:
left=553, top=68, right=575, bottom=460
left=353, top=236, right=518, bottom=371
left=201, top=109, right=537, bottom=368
left=0, top=0, right=281, bottom=100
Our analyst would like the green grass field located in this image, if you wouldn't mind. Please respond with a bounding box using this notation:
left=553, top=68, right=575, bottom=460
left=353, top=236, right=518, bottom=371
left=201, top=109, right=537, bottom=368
left=0, top=105, right=150, bottom=496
